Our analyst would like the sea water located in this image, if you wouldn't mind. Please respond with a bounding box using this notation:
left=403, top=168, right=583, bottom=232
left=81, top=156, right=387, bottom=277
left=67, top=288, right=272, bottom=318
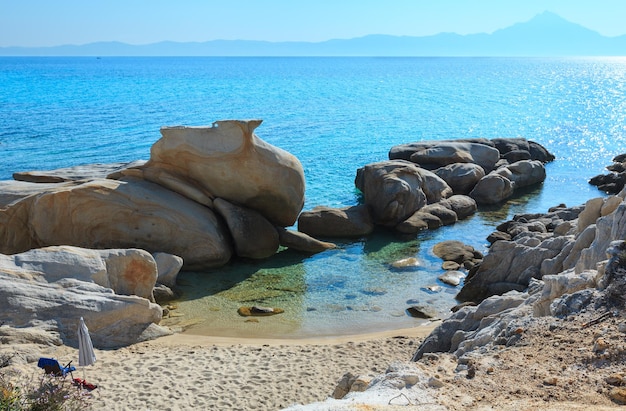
left=1, top=57, right=626, bottom=337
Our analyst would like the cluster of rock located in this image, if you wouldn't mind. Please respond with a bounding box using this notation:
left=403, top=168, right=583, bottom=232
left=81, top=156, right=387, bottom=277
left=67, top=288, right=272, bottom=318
left=0, top=246, right=181, bottom=348
left=0, top=120, right=327, bottom=347
left=589, top=153, right=626, bottom=194
left=307, top=190, right=626, bottom=410
left=0, top=120, right=555, bottom=348
left=298, top=137, right=554, bottom=238
left=0, top=120, right=329, bottom=270
left=458, top=193, right=623, bottom=303
left=412, top=188, right=626, bottom=360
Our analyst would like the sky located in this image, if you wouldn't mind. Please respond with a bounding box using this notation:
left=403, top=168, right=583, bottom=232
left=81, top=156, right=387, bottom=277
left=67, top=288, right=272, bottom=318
left=1, top=0, right=626, bottom=48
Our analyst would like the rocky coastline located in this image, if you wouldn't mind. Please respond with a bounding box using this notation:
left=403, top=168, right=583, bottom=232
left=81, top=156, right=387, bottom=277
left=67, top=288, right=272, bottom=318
left=294, top=157, right=626, bottom=409
left=0, top=119, right=557, bottom=349
left=3, top=119, right=626, bottom=407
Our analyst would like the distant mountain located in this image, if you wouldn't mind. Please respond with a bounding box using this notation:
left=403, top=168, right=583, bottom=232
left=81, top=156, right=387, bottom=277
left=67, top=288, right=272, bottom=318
left=2, top=12, right=625, bottom=56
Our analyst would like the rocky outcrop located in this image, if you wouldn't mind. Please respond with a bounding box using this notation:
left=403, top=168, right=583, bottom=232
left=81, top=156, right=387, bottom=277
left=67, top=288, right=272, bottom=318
left=297, top=137, right=551, bottom=240
left=469, top=160, right=546, bottom=204
left=388, top=138, right=554, bottom=206
left=355, top=160, right=430, bottom=227
left=0, top=246, right=174, bottom=348
left=458, top=193, right=625, bottom=303
left=589, top=153, right=626, bottom=194
left=412, top=234, right=626, bottom=361
left=389, top=139, right=493, bottom=165
left=1, top=120, right=312, bottom=266
left=0, top=177, right=232, bottom=270
left=408, top=142, right=501, bottom=172
left=0, top=119, right=329, bottom=349
left=129, top=120, right=305, bottom=227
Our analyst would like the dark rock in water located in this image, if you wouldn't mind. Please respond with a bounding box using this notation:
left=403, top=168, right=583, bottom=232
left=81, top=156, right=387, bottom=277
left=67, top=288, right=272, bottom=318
left=298, top=204, right=374, bottom=238
left=528, top=141, right=556, bottom=162
left=432, top=240, right=478, bottom=264
left=589, top=154, right=626, bottom=194
left=406, top=305, right=438, bottom=319
left=442, top=261, right=461, bottom=270
left=213, top=197, right=279, bottom=259
left=361, top=287, right=387, bottom=296
left=420, top=285, right=442, bottom=294
left=435, top=163, right=485, bottom=195
left=238, top=306, right=285, bottom=316
left=396, top=211, right=441, bottom=233
left=276, top=226, right=337, bottom=253
left=502, top=149, right=531, bottom=163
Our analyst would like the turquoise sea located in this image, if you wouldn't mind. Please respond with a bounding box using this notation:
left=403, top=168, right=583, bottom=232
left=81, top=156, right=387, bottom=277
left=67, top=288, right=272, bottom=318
left=2, top=57, right=626, bottom=338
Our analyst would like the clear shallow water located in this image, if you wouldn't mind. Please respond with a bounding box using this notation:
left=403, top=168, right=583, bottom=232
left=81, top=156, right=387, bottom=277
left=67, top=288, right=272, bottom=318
left=2, top=57, right=626, bottom=337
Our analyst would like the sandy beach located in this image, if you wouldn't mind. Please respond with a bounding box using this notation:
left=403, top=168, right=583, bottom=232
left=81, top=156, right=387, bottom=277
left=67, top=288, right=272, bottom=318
left=23, top=325, right=436, bottom=411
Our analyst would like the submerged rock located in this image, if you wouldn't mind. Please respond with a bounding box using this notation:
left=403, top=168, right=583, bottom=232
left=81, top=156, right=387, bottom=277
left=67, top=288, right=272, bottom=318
left=237, top=306, right=285, bottom=316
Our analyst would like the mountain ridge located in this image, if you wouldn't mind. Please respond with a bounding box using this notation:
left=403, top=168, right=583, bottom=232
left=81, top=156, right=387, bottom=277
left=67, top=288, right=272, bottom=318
left=2, top=12, right=625, bottom=56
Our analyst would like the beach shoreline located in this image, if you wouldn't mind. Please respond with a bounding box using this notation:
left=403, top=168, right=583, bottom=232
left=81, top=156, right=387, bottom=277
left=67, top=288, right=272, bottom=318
left=19, top=324, right=436, bottom=410
left=153, top=323, right=439, bottom=347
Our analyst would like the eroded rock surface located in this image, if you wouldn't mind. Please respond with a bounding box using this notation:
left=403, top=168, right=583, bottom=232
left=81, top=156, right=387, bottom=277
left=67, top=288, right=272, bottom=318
left=0, top=177, right=232, bottom=269
left=133, top=120, right=305, bottom=227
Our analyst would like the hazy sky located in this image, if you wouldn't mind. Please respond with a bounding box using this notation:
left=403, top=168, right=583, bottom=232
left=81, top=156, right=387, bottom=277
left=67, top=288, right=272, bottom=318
left=2, top=0, right=626, bottom=47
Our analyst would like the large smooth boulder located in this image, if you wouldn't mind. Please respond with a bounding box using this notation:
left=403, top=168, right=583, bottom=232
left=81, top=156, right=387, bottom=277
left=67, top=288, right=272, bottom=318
left=434, top=163, right=486, bottom=194
left=355, top=160, right=427, bottom=227
left=0, top=177, right=232, bottom=270
left=213, top=197, right=279, bottom=259
left=493, top=160, right=546, bottom=189
left=388, top=139, right=493, bottom=162
left=441, top=195, right=478, bottom=219
left=491, top=138, right=530, bottom=156
left=0, top=246, right=170, bottom=348
left=298, top=205, right=374, bottom=238
left=419, top=203, right=458, bottom=225
left=408, top=142, right=501, bottom=172
left=416, top=168, right=453, bottom=203
left=432, top=240, right=481, bottom=265
left=153, top=252, right=184, bottom=288
left=0, top=275, right=166, bottom=348
left=135, top=120, right=305, bottom=227
left=469, top=173, right=515, bottom=205
left=0, top=246, right=169, bottom=301
left=395, top=211, right=439, bottom=233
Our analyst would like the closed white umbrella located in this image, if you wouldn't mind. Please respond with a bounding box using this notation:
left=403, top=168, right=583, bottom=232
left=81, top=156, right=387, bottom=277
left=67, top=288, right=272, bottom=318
left=77, top=317, right=96, bottom=381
